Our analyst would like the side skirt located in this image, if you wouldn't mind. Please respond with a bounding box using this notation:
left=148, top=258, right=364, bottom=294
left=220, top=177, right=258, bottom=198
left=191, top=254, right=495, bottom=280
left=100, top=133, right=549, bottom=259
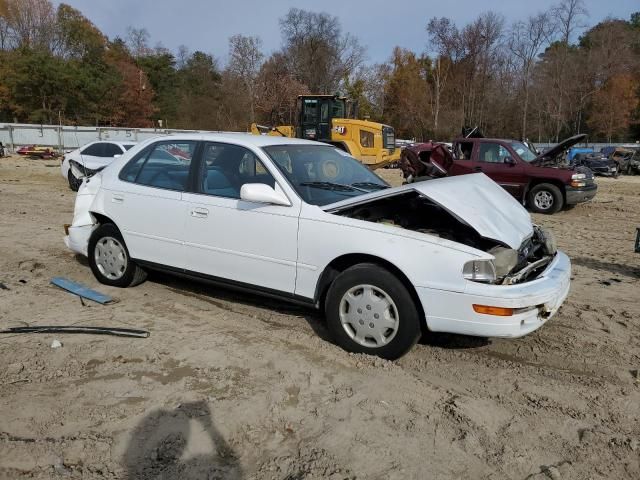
left=134, top=259, right=318, bottom=308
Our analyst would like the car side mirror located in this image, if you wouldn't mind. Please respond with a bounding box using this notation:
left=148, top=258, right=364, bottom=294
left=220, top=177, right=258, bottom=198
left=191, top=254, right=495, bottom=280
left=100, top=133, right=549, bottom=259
left=240, top=183, right=291, bottom=206
left=504, top=156, right=516, bottom=165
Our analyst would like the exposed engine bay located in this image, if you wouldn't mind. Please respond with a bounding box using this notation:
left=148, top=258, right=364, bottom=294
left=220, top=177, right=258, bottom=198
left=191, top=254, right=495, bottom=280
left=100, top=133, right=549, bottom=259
left=333, top=191, right=556, bottom=285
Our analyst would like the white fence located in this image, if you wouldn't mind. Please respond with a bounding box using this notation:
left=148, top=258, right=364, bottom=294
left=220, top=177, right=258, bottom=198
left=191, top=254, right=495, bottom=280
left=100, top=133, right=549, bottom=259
left=1, top=123, right=638, bottom=154
left=0, top=123, right=242, bottom=153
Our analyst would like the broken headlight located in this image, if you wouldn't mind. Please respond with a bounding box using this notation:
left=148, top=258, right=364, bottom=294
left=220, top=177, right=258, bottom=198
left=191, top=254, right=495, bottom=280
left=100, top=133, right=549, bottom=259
left=488, top=246, right=518, bottom=278
left=463, top=260, right=496, bottom=283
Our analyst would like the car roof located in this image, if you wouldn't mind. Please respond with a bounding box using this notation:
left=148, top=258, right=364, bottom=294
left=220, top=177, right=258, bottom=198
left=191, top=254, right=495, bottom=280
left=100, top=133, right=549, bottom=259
left=143, top=132, right=324, bottom=149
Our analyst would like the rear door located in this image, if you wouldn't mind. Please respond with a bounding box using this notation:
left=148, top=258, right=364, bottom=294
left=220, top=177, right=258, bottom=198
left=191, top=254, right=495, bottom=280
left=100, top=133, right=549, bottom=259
left=105, top=140, right=197, bottom=267
left=450, top=140, right=476, bottom=176
left=471, top=141, right=526, bottom=199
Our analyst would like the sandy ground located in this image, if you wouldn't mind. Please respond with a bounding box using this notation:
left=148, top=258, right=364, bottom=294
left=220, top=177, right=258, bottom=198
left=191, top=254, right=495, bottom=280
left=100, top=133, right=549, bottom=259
left=0, top=155, right=639, bottom=480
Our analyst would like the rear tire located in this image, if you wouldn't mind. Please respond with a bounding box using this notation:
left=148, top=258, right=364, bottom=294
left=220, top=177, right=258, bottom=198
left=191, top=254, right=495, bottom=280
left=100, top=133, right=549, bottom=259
left=68, top=170, right=82, bottom=191
left=528, top=183, right=563, bottom=214
left=324, top=263, right=421, bottom=360
left=88, top=223, right=146, bottom=287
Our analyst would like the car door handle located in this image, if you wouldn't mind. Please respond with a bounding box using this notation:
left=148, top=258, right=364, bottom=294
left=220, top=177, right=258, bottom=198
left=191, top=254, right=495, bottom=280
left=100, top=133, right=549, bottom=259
left=112, top=194, right=124, bottom=203
left=190, top=207, right=209, bottom=218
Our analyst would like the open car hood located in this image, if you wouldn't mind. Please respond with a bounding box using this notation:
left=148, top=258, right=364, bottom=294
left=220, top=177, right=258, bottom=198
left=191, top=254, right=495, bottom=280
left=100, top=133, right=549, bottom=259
left=324, top=173, right=532, bottom=249
left=534, top=134, right=587, bottom=163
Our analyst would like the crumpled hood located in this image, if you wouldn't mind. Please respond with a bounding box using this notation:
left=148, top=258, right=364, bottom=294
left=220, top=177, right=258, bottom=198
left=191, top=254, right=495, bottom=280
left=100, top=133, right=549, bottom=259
left=324, top=173, right=533, bottom=249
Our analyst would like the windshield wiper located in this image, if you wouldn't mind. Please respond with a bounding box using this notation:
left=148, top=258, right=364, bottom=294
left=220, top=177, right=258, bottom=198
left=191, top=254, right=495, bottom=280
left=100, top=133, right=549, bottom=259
left=299, top=181, right=367, bottom=192
left=351, top=182, right=389, bottom=190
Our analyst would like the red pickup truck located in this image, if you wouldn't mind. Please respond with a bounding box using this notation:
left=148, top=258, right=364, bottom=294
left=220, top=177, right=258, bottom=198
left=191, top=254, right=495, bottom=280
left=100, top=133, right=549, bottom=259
left=400, top=134, right=597, bottom=214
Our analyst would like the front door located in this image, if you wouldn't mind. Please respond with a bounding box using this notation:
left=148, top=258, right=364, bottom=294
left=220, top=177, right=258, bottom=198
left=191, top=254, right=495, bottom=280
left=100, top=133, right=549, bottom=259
left=472, top=141, right=526, bottom=199
left=182, top=142, right=300, bottom=294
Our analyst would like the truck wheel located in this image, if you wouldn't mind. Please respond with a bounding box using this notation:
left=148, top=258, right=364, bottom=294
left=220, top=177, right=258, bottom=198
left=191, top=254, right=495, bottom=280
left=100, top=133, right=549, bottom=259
left=528, top=183, right=563, bottom=214
left=324, top=263, right=421, bottom=360
left=88, top=224, right=147, bottom=287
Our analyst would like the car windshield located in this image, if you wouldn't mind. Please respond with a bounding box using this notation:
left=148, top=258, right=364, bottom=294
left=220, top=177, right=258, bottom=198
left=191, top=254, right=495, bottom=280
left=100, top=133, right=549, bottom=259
left=511, top=141, right=537, bottom=162
left=262, top=145, right=389, bottom=206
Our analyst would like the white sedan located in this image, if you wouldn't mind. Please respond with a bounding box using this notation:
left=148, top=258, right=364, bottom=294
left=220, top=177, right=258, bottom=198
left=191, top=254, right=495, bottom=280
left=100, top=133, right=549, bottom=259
left=61, top=140, right=136, bottom=191
left=64, top=134, right=570, bottom=359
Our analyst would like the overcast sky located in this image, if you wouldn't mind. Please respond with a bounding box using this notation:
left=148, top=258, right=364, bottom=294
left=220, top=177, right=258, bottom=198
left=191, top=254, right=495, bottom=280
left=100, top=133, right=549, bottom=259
left=53, top=0, right=638, bottom=64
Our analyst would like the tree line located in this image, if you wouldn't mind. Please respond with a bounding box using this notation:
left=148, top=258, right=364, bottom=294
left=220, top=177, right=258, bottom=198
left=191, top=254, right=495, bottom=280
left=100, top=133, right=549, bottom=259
left=1, top=0, right=638, bottom=142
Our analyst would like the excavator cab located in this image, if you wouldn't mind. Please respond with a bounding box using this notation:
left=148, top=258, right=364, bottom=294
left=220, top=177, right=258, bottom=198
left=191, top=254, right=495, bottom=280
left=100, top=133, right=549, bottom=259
left=297, top=95, right=351, bottom=141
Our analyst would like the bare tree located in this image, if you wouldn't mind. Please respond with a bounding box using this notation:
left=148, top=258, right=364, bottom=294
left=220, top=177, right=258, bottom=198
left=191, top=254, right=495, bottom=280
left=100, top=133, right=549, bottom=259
left=458, top=11, right=505, bottom=129
left=508, top=11, right=556, bottom=139
left=1, top=0, right=56, bottom=50
left=227, top=34, right=263, bottom=122
left=426, top=17, right=460, bottom=136
left=279, top=8, right=365, bottom=93
left=176, top=45, right=190, bottom=69
left=126, top=26, right=150, bottom=59
left=553, top=0, right=588, bottom=44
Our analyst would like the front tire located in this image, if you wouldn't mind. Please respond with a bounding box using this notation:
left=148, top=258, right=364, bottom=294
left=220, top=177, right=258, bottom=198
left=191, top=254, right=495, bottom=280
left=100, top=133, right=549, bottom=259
left=528, top=183, right=563, bottom=214
left=88, top=224, right=146, bottom=287
left=325, top=263, right=421, bottom=360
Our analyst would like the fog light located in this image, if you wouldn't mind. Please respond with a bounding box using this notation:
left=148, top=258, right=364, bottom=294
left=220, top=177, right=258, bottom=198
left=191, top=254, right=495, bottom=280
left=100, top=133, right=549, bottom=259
left=473, top=304, right=514, bottom=316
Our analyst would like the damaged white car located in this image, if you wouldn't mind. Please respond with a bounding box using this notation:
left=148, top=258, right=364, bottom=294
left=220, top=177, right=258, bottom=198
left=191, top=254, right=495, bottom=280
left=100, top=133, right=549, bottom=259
left=65, top=134, right=570, bottom=359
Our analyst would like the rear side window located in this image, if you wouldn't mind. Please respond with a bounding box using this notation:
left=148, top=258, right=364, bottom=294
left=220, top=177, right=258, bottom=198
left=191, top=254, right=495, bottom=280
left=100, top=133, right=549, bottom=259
left=119, top=141, right=196, bottom=192
left=103, top=143, right=123, bottom=157
left=360, top=130, right=374, bottom=148
left=81, top=143, right=103, bottom=156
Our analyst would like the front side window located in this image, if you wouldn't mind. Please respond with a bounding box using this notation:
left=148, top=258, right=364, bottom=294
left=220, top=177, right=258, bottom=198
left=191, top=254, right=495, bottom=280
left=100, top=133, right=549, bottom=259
left=128, top=141, right=195, bottom=191
left=478, top=142, right=510, bottom=163
left=510, top=141, right=537, bottom=162
left=263, top=145, right=388, bottom=206
left=360, top=130, right=374, bottom=148
left=198, top=143, right=275, bottom=199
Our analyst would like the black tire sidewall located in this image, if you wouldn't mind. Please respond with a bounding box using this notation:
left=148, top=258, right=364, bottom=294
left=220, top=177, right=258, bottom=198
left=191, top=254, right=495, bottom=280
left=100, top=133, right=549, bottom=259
left=88, top=224, right=137, bottom=287
left=528, top=184, right=563, bottom=214
left=67, top=170, right=81, bottom=191
left=325, top=263, right=421, bottom=360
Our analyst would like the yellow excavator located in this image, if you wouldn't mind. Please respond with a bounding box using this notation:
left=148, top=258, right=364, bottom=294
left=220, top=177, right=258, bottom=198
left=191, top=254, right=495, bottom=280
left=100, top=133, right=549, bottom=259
left=250, top=95, right=400, bottom=169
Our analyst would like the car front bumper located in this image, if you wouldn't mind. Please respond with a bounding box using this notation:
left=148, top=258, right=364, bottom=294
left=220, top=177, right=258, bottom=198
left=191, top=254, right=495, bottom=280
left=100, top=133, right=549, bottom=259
left=417, top=251, right=571, bottom=338
left=565, top=184, right=597, bottom=204
left=64, top=224, right=94, bottom=257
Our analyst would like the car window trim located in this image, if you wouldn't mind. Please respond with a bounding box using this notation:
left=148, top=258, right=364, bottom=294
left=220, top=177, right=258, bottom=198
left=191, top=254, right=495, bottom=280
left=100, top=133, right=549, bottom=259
left=117, top=140, right=200, bottom=194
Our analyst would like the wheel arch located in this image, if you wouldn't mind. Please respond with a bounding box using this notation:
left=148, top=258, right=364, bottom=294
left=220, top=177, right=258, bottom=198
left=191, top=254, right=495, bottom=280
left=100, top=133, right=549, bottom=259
left=90, top=212, right=119, bottom=230
left=525, top=178, right=567, bottom=203
left=314, top=253, right=426, bottom=327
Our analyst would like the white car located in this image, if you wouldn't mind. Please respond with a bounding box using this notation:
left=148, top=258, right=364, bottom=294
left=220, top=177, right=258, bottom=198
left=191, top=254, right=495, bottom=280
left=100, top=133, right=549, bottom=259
left=61, top=140, right=136, bottom=191
left=64, top=134, right=571, bottom=359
